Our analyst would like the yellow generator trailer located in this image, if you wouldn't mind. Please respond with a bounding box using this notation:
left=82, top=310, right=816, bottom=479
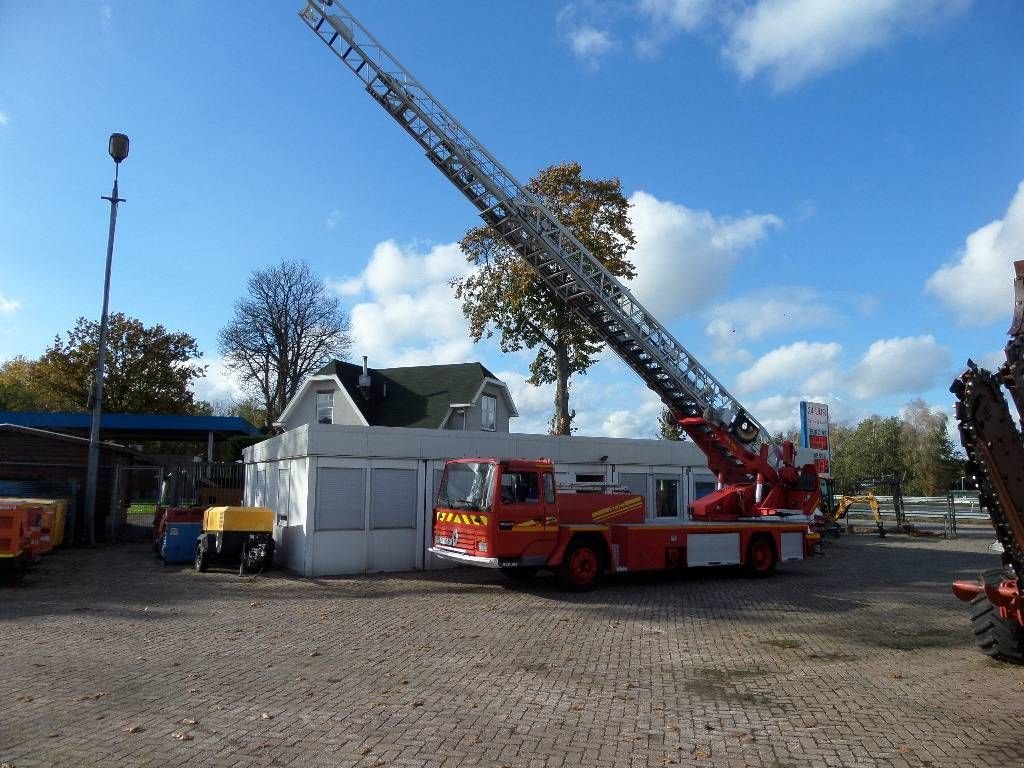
left=194, top=506, right=275, bottom=575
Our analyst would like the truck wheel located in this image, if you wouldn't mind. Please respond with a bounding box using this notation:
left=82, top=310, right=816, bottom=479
left=745, top=536, right=776, bottom=577
left=194, top=541, right=208, bottom=573
left=970, top=568, right=1024, bottom=664
left=500, top=566, right=538, bottom=582
left=559, top=540, right=604, bottom=592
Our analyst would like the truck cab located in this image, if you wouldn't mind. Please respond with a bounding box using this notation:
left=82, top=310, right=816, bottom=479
left=431, top=458, right=560, bottom=569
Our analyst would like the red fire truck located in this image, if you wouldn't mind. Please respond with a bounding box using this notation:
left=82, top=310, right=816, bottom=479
left=430, top=458, right=818, bottom=590
left=300, top=2, right=823, bottom=589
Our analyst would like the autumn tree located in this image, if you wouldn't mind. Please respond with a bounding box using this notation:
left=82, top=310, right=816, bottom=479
left=219, top=259, right=351, bottom=427
left=27, top=313, right=206, bottom=414
left=453, top=162, right=636, bottom=435
left=0, top=356, right=44, bottom=411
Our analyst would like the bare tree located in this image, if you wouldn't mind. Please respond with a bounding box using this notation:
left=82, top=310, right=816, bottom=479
left=219, top=259, right=351, bottom=426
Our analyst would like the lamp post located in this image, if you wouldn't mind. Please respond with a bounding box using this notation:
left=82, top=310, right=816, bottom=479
left=83, top=133, right=129, bottom=546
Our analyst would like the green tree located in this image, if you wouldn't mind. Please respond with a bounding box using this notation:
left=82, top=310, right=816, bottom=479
left=658, top=408, right=685, bottom=440
left=900, top=398, right=962, bottom=495
left=219, top=259, right=351, bottom=427
left=830, top=415, right=905, bottom=492
left=453, top=162, right=636, bottom=435
left=31, top=313, right=206, bottom=414
left=0, top=356, right=43, bottom=410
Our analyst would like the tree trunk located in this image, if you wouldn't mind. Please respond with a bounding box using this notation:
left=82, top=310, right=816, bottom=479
left=552, top=343, right=572, bottom=435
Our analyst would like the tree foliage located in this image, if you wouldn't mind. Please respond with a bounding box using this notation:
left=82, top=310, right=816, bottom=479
left=4, top=314, right=206, bottom=414
left=658, top=408, right=685, bottom=441
left=0, top=356, right=43, bottom=411
left=218, top=259, right=351, bottom=427
left=829, top=400, right=963, bottom=495
left=453, top=162, right=635, bottom=435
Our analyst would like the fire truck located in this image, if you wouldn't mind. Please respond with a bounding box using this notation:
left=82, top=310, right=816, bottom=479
left=299, top=1, right=822, bottom=589
left=950, top=261, right=1024, bottom=662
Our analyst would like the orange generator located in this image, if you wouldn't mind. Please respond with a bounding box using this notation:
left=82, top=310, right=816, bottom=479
left=0, top=500, right=32, bottom=578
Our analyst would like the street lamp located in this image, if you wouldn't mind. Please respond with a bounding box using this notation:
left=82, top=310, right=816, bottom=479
left=84, top=133, right=129, bottom=546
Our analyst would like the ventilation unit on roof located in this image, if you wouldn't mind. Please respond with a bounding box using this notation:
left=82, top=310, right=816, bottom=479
left=358, top=356, right=372, bottom=398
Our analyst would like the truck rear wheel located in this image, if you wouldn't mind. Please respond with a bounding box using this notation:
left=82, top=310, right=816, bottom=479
left=745, top=536, right=776, bottom=578
left=970, top=568, right=1024, bottom=664
left=559, top=540, right=604, bottom=592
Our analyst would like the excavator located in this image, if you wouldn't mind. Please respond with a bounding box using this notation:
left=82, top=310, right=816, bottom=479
left=825, top=493, right=885, bottom=537
left=950, top=260, right=1024, bottom=663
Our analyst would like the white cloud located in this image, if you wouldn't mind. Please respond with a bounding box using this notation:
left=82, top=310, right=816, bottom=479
left=626, top=190, right=782, bottom=319
left=0, top=293, right=21, bottom=314
left=723, top=0, right=970, bottom=91
left=704, top=286, right=836, bottom=363
left=926, top=180, right=1024, bottom=326
left=598, top=387, right=663, bottom=438
left=325, top=208, right=342, bottom=229
left=638, top=0, right=712, bottom=31
left=190, top=356, right=246, bottom=404
left=736, top=340, right=841, bottom=394
left=849, top=334, right=949, bottom=399
left=499, top=370, right=556, bottom=434
left=331, top=239, right=477, bottom=368
left=0, top=112, right=8, bottom=127
left=569, top=25, right=615, bottom=60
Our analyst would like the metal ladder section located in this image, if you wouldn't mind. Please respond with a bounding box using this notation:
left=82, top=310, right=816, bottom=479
left=299, top=1, right=772, bottom=453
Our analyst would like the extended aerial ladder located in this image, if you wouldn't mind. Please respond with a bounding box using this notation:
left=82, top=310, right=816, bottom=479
left=298, top=1, right=820, bottom=521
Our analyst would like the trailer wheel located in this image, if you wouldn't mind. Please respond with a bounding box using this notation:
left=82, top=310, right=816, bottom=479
left=745, top=535, right=776, bottom=577
left=559, top=539, right=604, bottom=592
left=194, top=540, right=208, bottom=573
left=500, top=566, right=538, bottom=582
left=970, top=568, right=1024, bottom=664
left=239, top=543, right=248, bottom=576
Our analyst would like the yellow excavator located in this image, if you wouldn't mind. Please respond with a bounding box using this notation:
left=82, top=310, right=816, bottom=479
left=825, top=493, right=886, bottom=537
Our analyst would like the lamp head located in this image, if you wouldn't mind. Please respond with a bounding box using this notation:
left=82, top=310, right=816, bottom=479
left=108, top=133, right=130, bottom=164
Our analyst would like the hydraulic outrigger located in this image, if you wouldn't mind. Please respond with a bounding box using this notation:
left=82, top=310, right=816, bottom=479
left=951, top=260, right=1024, bottom=663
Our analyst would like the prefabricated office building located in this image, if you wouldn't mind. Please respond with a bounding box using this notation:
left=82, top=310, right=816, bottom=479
left=243, top=423, right=738, bottom=577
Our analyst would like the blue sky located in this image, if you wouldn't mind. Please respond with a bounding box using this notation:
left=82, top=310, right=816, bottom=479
left=1, top=0, right=1022, bottom=437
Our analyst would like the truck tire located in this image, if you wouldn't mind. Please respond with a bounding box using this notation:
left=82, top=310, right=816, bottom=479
left=558, top=539, right=605, bottom=592
left=745, top=535, right=776, bottom=578
left=970, top=568, right=1024, bottom=664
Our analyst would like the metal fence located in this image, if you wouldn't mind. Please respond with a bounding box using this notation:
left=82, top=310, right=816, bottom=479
left=111, top=462, right=245, bottom=541
left=841, top=490, right=988, bottom=539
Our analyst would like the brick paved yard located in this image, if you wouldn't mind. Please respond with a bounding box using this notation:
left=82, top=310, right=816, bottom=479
left=3, top=534, right=1024, bottom=768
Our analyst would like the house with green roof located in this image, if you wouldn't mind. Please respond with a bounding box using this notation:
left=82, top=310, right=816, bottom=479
left=274, top=357, right=518, bottom=432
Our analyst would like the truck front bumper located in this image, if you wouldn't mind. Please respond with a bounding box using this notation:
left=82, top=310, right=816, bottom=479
left=429, top=546, right=500, bottom=568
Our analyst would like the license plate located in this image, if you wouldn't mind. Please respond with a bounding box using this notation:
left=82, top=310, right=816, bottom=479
left=436, top=535, right=457, bottom=547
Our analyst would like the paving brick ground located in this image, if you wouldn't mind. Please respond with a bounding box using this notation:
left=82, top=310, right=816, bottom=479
left=2, top=532, right=1024, bottom=768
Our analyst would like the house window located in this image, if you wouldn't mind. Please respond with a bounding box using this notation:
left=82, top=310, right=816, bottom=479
left=316, top=391, right=334, bottom=424
left=481, top=394, right=497, bottom=431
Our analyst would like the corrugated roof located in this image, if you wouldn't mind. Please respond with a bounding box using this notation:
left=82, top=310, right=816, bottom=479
left=317, top=360, right=499, bottom=428
left=0, top=412, right=261, bottom=439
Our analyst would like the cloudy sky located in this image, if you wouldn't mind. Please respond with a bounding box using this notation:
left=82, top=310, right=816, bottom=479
left=0, top=1, right=1021, bottom=437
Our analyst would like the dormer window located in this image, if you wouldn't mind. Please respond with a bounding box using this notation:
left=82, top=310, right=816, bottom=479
left=316, top=391, right=334, bottom=424
left=481, top=394, right=496, bottom=431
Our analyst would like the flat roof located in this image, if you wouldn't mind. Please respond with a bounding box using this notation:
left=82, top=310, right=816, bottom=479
left=0, top=412, right=261, bottom=442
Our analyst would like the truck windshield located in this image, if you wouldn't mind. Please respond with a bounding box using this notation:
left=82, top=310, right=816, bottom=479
left=437, top=462, right=494, bottom=511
